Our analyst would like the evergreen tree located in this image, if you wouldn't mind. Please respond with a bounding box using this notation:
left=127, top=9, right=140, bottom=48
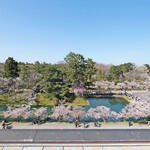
left=39, top=64, right=69, bottom=100
left=64, top=52, right=86, bottom=84
left=85, top=58, right=97, bottom=87
left=3, top=57, right=19, bottom=78
left=110, top=62, right=135, bottom=83
left=64, top=52, right=96, bottom=86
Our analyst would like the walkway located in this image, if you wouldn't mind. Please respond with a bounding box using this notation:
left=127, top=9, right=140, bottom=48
left=8, top=122, right=150, bottom=130
left=0, top=146, right=150, bottom=150
left=128, top=91, right=150, bottom=102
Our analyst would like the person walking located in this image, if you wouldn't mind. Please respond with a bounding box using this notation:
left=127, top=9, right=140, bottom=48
left=75, top=120, right=78, bottom=128
left=83, top=122, right=86, bottom=128
left=2, top=120, right=6, bottom=129
left=129, top=121, right=132, bottom=126
left=147, top=121, right=150, bottom=126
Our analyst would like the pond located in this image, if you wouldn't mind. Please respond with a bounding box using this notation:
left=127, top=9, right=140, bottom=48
left=0, top=97, right=129, bottom=122
left=0, top=97, right=128, bottom=113
left=84, top=97, right=129, bottom=113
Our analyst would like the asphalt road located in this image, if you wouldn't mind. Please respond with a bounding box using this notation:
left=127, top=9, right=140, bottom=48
left=0, top=129, right=150, bottom=143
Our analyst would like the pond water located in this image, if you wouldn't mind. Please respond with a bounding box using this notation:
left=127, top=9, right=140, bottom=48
left=0, top=97, right=129, bottom=122
left=0, top=97, right=128, bottom=113
left=0, top=106, right=7, bottom=112
left=84, top=97, right=129, bottom=113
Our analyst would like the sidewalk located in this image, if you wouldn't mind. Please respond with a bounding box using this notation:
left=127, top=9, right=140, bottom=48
left=5, top=122, right=150, bottom=130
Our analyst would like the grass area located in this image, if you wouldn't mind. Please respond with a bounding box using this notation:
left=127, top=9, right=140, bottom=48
left=113, top=94, right=132, bottom=101
left=0, top=93, right=29, bottom=105
left=36, top=93, right=58, bottom=106
left=0, top=93, right=10, bottom=101
left=37, top=93, right=89, bottom=106
left=0, top=93, right=89, bottom=106
left=65, top=96, right=89, bottom=106
left=0, top=92, right=130, bottom=106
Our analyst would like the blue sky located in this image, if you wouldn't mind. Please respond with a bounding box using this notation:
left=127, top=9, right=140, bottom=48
left=0, top=0, right=150, bottom=65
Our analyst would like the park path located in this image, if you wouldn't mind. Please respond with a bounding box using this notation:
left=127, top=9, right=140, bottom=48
left=128, top=90, right=150, bottom=102
left=5, top=122, right=150, bottom=130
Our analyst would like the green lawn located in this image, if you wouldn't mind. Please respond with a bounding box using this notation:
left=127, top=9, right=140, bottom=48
left=0, top=93, right=10, bottom=101
left=0, top=93, right=89, bottom=106
left=65, top=96, right=89, bottom=106
left=0, top=93, right=29, bottom=105
left=36, top=93, right=58, bottom=106
left=0, top=93, right=130, bottom=106
left=37, top=93, right=89, bottom=106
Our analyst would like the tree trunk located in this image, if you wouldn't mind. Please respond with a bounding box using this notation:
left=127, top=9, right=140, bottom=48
left=38, top=117, right=40, bottom=125
left=103, top=117, right=106, bottom=123
left=17, top=117, right=21, bottom=122
left=59, top=115, right=61, bottom=122
left=122, top=117, right=126, bottom=122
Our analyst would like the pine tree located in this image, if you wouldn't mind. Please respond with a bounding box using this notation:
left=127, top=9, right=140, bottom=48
left=3, top=57, right=19, bottom=78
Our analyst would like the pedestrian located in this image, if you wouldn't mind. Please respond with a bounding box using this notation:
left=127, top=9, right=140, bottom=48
left=83, top=122, right=86, bottom=128
left=75, top=120, right=78, bottom=128
left=129, top=121, right=132, bottom=126
left=147, top=121, right=150, bottom=126
left=33, top=119, right=37, bottom=125
left=37, top=117, right=40, bottom=125
left=2, top=120, right=5, bottom=129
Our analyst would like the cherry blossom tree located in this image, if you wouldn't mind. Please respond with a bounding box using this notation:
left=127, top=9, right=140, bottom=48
left=116, top=82, right=127, bottom=90
left=71, top=105, right=85, bottom=121
left=32, top=107, right=48, bottom=124
left=3, top=105, right=31, bottom=122
left=130, top=100, right=149, bottom=120
left=85, top=108, right=98, bottom=121
left=72, top=81, right=85, bottom=95
left=95, top=80, right=115, bottom=91
left=0, top=77, right=7, bottom=92
left=23, top=69, right=40, bottom=89
left=123, top=65, right=150, bottom=90
left=108, top=82, right=115, bottom=90
left=119, top=100, right=148, bottom=121
left=119, top=104, right=138, bottom=121
left=95, top=80, right=108, bottom=90
left=95, top=106, right=118, bottom=123
left=50, top=100, right=71, bottom=122
left=1, top=77, right=24, bottom=101
left=86, top=106, right=118, bottom=123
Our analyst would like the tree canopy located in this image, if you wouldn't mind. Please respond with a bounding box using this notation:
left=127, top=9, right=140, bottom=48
left=64, top=52, right=97, bottom=87
left=110, top=62, right=135, bottom=83
left=3, top=57, right=19, bottom=78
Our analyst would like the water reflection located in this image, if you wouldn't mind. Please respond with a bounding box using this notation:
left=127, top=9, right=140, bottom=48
left=0, top=98, right=128, bottom=114
left=84, top=97, right=129, bottom=113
